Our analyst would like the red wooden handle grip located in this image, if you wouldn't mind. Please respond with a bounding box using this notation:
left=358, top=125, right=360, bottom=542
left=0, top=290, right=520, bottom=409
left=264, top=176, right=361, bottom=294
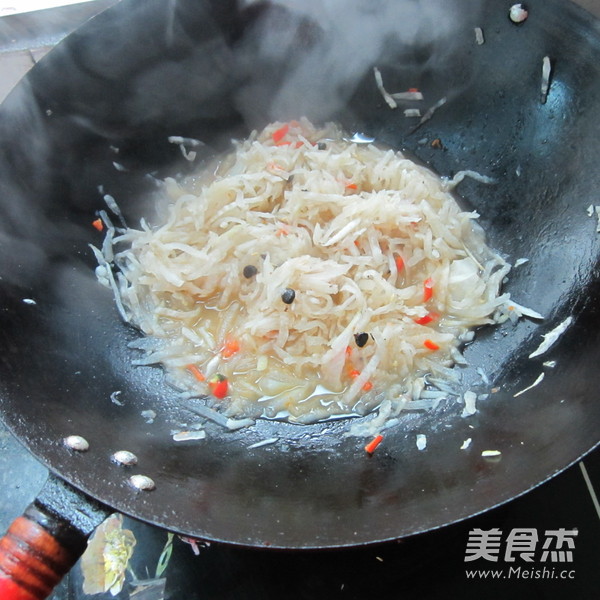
left=0, top=506, right=85, bottom=600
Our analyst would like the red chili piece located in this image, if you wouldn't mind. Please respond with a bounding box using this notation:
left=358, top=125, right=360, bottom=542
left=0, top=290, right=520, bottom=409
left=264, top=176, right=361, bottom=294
left=208, top=374, right=229, bottom=399
left=272, top=124, right=289, bottom=143
left=365, top=434, right=384, bottom=454
left=424, top=339, right=440, bottom=351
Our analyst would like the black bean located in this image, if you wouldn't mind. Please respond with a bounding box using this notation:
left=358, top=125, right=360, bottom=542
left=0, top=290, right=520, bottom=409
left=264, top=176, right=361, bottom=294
left=243, top=265, right=258, bottom=278
left=317, top=142, right=327, bottom=150
left=281, top=288, right=296, bottom=304
left=354, top=332, right=369, bottom=347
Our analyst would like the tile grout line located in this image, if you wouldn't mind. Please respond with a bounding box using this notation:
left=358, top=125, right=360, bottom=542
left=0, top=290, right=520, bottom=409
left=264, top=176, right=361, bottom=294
left=579, top=460, right=600, bottom=522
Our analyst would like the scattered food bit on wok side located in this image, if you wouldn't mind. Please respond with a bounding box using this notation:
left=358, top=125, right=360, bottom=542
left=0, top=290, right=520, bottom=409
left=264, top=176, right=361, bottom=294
left=509, top=3, right=529, bottom=24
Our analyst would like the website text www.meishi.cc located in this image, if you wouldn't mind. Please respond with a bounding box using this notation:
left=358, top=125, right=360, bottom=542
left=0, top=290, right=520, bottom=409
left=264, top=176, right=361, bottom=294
left=463, top=527, right=578, bottom=580
left=465, top=565, right=576, bottom=580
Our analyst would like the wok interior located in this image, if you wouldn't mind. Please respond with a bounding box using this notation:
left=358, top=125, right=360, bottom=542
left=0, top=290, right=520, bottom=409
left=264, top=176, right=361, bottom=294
left=0, top=0, right=599, bottom=547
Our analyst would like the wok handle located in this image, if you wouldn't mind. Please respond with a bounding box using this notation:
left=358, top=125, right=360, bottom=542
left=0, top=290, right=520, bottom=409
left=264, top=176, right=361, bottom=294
left=0, top=502, right=88, bottom=600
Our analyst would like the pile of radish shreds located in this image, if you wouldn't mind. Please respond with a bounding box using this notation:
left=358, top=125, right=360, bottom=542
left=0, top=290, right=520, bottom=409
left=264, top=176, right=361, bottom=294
left=105, top=118, right=514, bottom=424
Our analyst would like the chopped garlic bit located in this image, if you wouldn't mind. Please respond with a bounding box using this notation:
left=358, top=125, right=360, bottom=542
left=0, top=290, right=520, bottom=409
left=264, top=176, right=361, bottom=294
left=460, top=438, right=472, bottom=450
left=416, top=434, right=427, bottom=451
left=225, top=417, right=255, bottom=430
left=22, top=298, right=37, bottom=305
left=172, top=430, right=206, bottom=442
left=482, top=449, right=502, bottom=457
left=141, top=409, right=157, bottom=424
left=461, top=391, right=478, bottom=417
left=474, top=27, right=484, bottom=45
left=404, top=108, right=422, bottom=118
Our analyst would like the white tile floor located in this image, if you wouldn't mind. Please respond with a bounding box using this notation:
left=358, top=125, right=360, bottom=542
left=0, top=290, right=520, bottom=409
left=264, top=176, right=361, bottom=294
left=0, top=47, right=43, bottom=102
left=0, top=0, right=99, bottom=18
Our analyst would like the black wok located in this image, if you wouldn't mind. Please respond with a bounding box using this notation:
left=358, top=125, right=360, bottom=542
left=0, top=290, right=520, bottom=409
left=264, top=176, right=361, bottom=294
left=0, top=0, right=599, bottom=597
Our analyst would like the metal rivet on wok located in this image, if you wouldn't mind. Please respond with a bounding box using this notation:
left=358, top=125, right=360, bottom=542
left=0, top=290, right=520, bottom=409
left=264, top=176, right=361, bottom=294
left=111, top=450, right=138, bottom=466
left=129, top=474, right=156, bottom=491
left=63, top=435, right=90, bottom=452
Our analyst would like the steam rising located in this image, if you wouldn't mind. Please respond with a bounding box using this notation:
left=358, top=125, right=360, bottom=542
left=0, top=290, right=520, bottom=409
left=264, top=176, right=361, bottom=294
left=0, top=81, right=56, bottom=289
left=239, top=0, right=467, bottom=121
left=0, top=0, right=481, bottom=368
left=234, top=0, right=475, bottom=124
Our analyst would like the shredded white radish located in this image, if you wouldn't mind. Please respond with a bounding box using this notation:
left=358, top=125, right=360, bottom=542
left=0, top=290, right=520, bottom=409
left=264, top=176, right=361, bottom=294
left=541, top=56, right=552, bottom=104
left=172, top=430, right=206, bottom=442
left=101, top=119, right=520, bottom=423
left=373, top=67, right=397, bottom=109
left=442, top=170, right=495, bottom=190
left=247, top=437, right=279, bottom=449
left=391, top=90, right=424, bottom=101
left=410, top=97, right=447, bottom=132
left=514, top=372, right=545, bottom=397
left=505, top=300, right=544, bottom=320
left=167, top=135, right=203, bottom=147
left=528, top=316, right=573, bottom=358
left=103, top=193, right=127, bottom=227
left=461, top=390, right=478, bottom=417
